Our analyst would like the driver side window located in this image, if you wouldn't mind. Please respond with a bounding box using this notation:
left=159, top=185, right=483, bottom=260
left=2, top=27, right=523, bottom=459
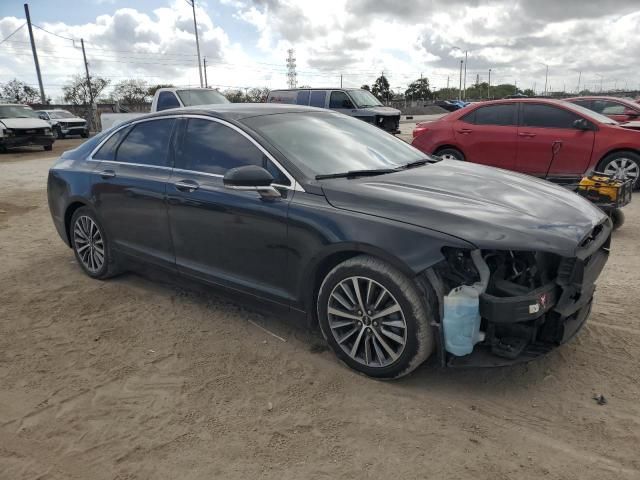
left=330, top=91, right=353, bottom=109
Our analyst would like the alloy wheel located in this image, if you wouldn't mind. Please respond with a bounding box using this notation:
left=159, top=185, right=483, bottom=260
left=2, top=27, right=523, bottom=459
left=327, top=276, right=407, bottom=367
left=73, top=215, right=105, bottom=273
left=603, top=158, right=639, bottom=184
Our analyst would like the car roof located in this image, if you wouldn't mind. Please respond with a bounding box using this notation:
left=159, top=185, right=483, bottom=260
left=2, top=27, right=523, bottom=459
left=270, top=88, right=361, bottom=91
left=565, top=96, right=637, bottom=104
left=138, top=103, right=331, bottom=122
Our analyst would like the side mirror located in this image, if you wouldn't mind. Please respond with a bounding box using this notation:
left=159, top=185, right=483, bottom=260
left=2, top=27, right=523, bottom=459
left=573, top=118, right=591, bottom=130
left=223, top=165, right=280, bottom=198
left=623, top=108, right=639, bottom=118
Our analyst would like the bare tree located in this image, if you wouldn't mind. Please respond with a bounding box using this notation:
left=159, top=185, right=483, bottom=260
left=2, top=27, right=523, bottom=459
left=112, top=79, right=151, bottom=105
left=62, top=74, right=109, bottom=105
left=1, top=79, right=42, bottom=104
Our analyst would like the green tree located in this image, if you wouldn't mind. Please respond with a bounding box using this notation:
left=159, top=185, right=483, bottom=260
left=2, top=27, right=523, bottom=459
left=62, top=74, right=109, bottom=105
left=371, top=75, right=390, bottom=102
left=1, top=79, right=41, bottom=104
left=112, top=79, right=150, bottom=105
left=405, top=77, right=431, bottom=100
left=522, top=88, right=535, bottom=97
left=223, top=89, right=247, bottom=103
left=433, top=87, right=459, bottom=100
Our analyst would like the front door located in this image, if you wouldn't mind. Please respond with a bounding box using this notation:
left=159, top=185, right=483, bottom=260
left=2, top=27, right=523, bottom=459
left=167, top=117, right=294, bottom=304
left=453, top=103, right=518, bottom=169
left=516, top=103, right=595, bottom=179
left=91, top=118, right=177, bottom=268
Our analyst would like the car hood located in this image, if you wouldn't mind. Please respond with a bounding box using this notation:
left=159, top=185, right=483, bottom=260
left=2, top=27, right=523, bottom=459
left=320, top=160, right=607, bottom=257
left=54, top=116, right=86, bottom=123
left=620, top=120, right=640, bottom=130
left=361, top=106, right=401, bottom=116
left=0, top=118, right=51, bottom=129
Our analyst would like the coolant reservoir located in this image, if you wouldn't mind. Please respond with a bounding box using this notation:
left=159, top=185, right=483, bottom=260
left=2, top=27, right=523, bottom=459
left=443, top=285, right=483, bottom=356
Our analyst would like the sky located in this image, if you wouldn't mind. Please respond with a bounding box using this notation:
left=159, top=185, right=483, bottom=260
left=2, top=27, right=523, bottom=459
left=0, top=0, right=639, bottom=101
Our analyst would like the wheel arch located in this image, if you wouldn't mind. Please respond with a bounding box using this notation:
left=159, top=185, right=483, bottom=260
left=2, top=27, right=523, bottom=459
left=64, top=200, right=90, bottom=247
left=598, top=147, right=640, bottom=166
left=433, top=144, right=466, bottom=159
left=303, top=243, right=419, bottom=326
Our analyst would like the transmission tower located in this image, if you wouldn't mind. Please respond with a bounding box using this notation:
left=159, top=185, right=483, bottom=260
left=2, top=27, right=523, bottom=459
left=286, top=49, right=297, bottom=88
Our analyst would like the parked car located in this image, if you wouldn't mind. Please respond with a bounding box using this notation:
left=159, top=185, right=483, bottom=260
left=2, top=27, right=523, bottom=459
left=266, top=88, right=401, bottom=133
left=48, top=104, right=611, bottom=378
left=432, top=100, right=462, bottom=112
left=36, top=109, right=89, bottom=139
left=412, top=98, right=640, bottom=188
left=100, top=87, right=230, bottom=131
left=0, top=103, right=54, bottom=152
left=565, top=96, right=640, bottom=123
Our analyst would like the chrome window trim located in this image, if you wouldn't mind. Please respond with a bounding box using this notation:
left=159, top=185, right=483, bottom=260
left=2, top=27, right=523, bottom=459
left=88, top=113, right=304, bottom=192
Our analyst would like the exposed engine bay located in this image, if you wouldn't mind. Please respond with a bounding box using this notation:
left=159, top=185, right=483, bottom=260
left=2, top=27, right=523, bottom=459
left=431, top=225, right=611, bottom=367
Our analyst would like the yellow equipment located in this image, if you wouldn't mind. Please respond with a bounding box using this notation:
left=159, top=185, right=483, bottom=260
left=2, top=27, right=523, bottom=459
left=576, top=172, right=633, bottom=209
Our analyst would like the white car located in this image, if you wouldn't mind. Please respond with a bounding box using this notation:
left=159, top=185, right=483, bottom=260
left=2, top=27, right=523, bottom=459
left=36, top=109, right=89, bottom=139
left=100, top=87, right=230, bottom=131
left=0, top=104, right=54, bottom=152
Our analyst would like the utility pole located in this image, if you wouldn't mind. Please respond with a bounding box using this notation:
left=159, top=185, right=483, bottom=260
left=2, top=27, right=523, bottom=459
left=203, top=57, right=208, bottom=88
left=446, top=75, right=449, bottom=89
left=463, top=50, right=468, bottom=100
left=24, top=3, right=45, bottom=103
left=189, top=0, right=204, bottom=87
left=458, top=60, right=463, bottom=100
left=340, top=74, right=342, bottom=88
left=577, top=71, right=581, bottom=93
left=544, top=64, right=549, bottom=96
left=487, top=68, right=491, bottom=99
left=80, top=38, right=94, bottom=131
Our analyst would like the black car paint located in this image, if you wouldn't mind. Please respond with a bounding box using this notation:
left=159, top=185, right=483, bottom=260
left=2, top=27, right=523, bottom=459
left=48, top=105, right=608, bottom=357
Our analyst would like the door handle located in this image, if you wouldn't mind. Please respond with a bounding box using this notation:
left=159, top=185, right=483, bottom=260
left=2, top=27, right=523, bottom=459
left=457, top=128, right=473, bottom=134
left=518, top=132, right=536, bottom=137
left=174, top=179, right=200, bottom=192
left=100, top=169, right=116, bottom=179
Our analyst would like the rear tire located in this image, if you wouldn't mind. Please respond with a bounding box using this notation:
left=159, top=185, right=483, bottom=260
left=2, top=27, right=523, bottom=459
left=81, top=132, right=89, bottom=138
left=435, top=147, right=465, bottom=161
left=610, top=208, right=625, bottom=230
left=317, top=255, right=435, bottom=379
left=44, top=144, right=53, bottom=151
left=598, top=151, right=640, bottom=190
left=70, top=207, right=120, bottom=280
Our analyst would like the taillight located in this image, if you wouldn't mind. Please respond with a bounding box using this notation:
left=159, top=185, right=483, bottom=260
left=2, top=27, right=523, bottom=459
left=412, top=124, right=429, bottom=138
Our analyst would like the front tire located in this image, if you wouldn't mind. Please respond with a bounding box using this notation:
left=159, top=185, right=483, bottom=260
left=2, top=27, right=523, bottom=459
left=55, top=126, right=65, bottom=139
left=70, top=207, right=120, bottom=279
left=598, top=151, right=640, bottom=189
left=317, top=255, right=435, bottom=379
left=44, top=144, right=53, bottom=151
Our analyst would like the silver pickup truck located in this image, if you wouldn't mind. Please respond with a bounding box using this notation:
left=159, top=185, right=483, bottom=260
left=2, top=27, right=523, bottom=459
left=267, top=88, right=401, bottom=133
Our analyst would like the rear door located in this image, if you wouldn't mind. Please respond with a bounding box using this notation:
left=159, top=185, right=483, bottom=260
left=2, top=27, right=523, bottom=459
left=453, top=103, right=518, bottom=169
left=517, top=103, right=595, bottom=178
left=91, top=118, right=177, bottom=268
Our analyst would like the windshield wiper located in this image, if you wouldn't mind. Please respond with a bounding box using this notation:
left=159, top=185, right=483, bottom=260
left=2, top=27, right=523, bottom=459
left=400, top=159, right=431, bottom=169
left=315, top=168, right=398, bottom=180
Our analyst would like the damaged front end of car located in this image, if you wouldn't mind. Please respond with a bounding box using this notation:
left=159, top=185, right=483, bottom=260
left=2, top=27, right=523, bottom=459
left=424, top=220, right=612, bottom=367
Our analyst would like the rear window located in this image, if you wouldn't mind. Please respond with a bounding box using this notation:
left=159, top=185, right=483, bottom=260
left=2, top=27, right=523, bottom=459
left=93, top=127, right=130, bottom=161
left=310, top=91, right=327, bottom=108
left=116, top=119, right=175, bottom=167
left=463, top=104, right=516, bottom=126
left=296, top=91, right=310, bottom=105
left=268, top=91, right=297, bottom=104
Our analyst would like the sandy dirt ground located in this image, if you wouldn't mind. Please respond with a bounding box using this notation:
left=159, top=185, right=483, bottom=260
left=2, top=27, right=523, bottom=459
left=0, top=143, right=639, bottom=480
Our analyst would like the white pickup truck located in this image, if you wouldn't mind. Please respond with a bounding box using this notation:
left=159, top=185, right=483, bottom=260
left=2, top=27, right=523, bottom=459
left=100, top=87, right=230, bottom=131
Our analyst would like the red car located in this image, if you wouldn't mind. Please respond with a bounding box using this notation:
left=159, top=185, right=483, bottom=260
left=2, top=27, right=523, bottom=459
left=565, top=96, right=640, bottom=123
left=411, top=98, right=640, bottom=187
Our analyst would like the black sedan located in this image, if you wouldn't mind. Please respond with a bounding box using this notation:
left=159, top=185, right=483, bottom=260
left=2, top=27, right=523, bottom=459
left=47, top=104, right=611, bottom=378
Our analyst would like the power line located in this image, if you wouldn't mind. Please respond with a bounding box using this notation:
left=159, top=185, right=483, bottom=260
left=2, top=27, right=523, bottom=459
left=0, top=23, right=26, bottom=45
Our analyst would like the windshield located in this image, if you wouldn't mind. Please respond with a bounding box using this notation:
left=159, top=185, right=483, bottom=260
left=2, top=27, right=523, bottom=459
left=243, top=112, right=427, bottom=177
left=176, top=89, right=230, bottom=106
left=0, top=105, right=38, bottom=119
left=347, top=90, right=383, bottom=108
left=562, top=102, right=618, bottom=125
left=48, top=110, right=75, bottom=119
